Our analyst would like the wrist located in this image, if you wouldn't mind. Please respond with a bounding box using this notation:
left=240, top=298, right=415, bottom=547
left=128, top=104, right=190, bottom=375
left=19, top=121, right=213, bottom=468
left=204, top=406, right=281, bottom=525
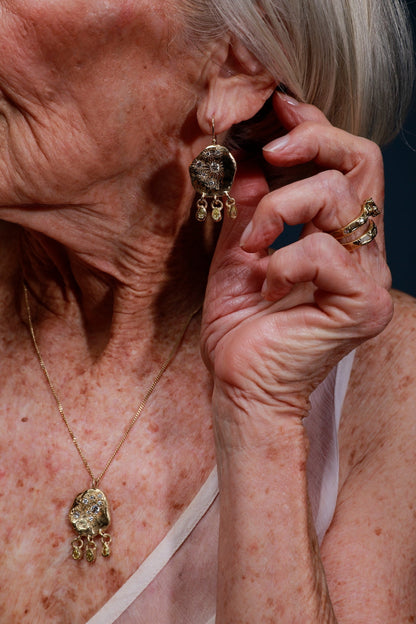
left=212, top=380, right=309, bottom=453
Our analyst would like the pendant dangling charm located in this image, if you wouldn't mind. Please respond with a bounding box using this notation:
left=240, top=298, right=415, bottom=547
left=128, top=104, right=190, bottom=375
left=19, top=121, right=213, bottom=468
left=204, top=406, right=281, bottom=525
left=189, top=118, right=237, bottom=223
left=85, top=535, right=97, bottom=563
left=69, top=488, right=111, bottom=563
left=71, top=536, right=84, bottom=561
left=101, top=530, right=112, bottom=557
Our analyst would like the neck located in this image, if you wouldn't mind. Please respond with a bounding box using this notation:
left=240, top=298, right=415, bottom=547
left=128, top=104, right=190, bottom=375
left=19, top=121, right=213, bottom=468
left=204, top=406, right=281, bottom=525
left=0, top=121, right=215, bottom=358
left=8, top=205, right=213, bottom=361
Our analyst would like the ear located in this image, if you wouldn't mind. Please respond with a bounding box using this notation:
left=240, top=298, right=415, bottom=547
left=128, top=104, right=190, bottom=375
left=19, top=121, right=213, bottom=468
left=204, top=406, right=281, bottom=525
left=197, top=36, right=277, bottom=136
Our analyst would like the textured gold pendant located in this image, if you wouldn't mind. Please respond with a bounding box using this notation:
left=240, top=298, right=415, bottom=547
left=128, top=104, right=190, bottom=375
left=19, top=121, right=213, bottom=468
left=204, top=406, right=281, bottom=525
left=189, top=144, right=237, bottom=222
left=69, top=488, right=112, bottom=563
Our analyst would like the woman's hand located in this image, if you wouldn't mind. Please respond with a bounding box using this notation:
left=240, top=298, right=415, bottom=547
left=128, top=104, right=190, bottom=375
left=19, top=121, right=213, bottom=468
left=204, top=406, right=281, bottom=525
left=201, top=92, right=392, bottom=427
left=204, top=92, right=393, bottom=624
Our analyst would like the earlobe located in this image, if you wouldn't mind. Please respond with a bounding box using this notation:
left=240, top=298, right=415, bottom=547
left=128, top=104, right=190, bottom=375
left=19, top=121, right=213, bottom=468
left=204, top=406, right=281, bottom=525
left=197, top=37, right=276, bottom=136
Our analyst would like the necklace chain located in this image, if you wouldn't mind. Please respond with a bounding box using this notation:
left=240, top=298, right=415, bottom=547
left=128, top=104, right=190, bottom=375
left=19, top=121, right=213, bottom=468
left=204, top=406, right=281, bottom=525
left=23, top=283, right=201, bottom=488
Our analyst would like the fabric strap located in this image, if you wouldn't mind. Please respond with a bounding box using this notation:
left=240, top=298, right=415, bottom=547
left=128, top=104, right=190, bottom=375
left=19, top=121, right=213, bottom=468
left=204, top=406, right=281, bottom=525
left=87, top=467, right=219, bottom=624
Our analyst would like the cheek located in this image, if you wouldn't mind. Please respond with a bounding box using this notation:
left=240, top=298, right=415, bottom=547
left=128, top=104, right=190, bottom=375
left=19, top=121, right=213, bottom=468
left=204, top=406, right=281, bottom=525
left=0, top=0, right=174, bottom=98
left=4, top=0, right=148, bottom=33
left=0, top=0, right=198, bottom=204
left=0, top=0, right=186, bottom=154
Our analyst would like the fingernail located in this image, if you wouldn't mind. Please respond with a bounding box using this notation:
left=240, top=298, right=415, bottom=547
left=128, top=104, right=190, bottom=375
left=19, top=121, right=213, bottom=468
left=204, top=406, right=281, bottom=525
left=240, top=221, right=254, bottom=249
left=276, top=92, right=300, bottom=106
left=263, top=134, right=290, bottom=153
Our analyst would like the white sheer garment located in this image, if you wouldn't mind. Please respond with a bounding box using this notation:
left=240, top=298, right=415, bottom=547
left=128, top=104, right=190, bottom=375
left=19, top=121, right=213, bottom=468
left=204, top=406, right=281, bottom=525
left=88, top=352, right=355, bottom=624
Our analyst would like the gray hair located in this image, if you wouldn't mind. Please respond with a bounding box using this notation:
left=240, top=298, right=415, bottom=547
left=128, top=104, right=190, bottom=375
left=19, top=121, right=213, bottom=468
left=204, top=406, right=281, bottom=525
left=183, top=0, right=414, bottom=147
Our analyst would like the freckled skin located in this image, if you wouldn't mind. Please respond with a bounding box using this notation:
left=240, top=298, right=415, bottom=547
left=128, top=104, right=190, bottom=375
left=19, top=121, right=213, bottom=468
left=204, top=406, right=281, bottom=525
left=0, top=263, right=216, bottom=622
left=0, top=0, right=217, bottom=620
left=322, top=290, right=416, bottom=622
left=0, top=0, right=207, bottom=228
left=0, top=0, right=415, bottom=623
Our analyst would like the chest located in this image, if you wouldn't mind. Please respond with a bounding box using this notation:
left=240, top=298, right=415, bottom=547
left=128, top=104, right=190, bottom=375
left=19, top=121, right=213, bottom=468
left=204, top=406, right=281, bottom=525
left=0, top=341, right=215, bottom=623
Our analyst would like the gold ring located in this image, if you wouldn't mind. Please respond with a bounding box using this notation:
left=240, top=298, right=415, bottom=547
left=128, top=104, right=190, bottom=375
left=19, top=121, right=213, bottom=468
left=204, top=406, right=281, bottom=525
left=340, top=219, right=378, bottom=252
left=330, top=198, right=381, bottom=240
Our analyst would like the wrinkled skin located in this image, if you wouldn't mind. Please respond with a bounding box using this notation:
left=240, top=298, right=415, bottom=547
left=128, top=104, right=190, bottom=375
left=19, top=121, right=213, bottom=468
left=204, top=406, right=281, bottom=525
left=202, top=94, right=391, bottom=424
left=0, top=1, right=414, bottom=623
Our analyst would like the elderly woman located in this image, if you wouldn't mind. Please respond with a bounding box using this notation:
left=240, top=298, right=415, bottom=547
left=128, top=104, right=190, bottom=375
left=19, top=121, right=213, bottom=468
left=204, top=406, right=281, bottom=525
left=0, top=0, right=415, bottom=622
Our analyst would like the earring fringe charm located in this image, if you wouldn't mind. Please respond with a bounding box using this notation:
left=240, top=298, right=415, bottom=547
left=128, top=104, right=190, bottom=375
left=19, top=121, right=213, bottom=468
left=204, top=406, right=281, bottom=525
left=189, top=118, right=237, bottom=222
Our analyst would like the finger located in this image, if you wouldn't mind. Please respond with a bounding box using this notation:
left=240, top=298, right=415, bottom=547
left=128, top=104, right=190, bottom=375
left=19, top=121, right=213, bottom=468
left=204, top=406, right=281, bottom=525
left=240, top=169, right=379, bottom=252
left=263, top=234, right=361, bottom=300
left=299, top=220, right=390, bottom=289
left=262, top=119, right=384, bottom=182
left=262, top=233, right=392, bottom=335
left=273, top=91, right=333, bottom=130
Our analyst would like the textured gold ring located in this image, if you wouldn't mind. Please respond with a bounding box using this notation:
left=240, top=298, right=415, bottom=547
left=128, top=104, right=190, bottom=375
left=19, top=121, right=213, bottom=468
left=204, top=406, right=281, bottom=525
left=340, top=219, right=378, bottom=252
left=330, top=198, right=381, bottom=240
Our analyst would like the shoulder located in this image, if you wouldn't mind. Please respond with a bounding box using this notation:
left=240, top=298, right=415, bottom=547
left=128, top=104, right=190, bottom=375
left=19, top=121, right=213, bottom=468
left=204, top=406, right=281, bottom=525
left=353, top=288, right=416, bottom=371
left=372, top=289, right=416, bottom=366
left=320, top=291, right=416, bottom=621
left=339, top=289, right=416, bottom=483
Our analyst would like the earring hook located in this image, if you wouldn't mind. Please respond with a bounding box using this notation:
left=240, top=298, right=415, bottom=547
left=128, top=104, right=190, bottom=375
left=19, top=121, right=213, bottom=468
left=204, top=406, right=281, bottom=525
left=211, top=117, right=217, bottom=145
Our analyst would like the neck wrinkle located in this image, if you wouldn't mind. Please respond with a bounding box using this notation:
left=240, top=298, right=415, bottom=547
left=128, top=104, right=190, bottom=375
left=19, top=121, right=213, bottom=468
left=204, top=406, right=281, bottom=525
left=16, top=213, right=213, bottom=362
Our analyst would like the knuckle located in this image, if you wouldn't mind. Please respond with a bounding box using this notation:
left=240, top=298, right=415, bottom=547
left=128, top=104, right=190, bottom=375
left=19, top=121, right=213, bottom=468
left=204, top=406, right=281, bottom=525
left=313, top=171, right=358, bottom=231
left=295, top=100, right=328, bottom=122
left=257, top=191, right=280, bottom=218
left=320, top=168, right=344, bottom=187
left=297, top=120, right=320, bottom=139
left=367, top=139, right=383, bottom=163
left=303, top=231, right=341, bottom=259
left=361, top=286, right=394, bottom=336
left=255, top=192, right=285, bottom=232
left=380, top=263, right=392, bottom=290
left=360, top=137, right=383, bottom=167
left=303, top=232, right=350, bottom=274
left=319, top=169, right=351, bottom=201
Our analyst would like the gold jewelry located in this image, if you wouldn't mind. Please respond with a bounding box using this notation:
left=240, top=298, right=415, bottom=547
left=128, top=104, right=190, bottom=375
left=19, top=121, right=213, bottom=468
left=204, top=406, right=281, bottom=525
left=23, top=283, right=201, bottom=563
left=330, top=198, right=381, bottom=240
left=340, top=219, right=378, bottom=252
left=189, top=118, right=237, bottom=222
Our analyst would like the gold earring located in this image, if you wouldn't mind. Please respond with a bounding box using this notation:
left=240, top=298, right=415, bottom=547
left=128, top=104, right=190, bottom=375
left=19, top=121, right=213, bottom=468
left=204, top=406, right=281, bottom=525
left=189, top=118, right=237, bottom=222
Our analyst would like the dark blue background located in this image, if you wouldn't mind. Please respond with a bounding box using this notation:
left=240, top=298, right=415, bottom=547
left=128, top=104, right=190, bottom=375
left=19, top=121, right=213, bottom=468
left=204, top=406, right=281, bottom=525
left=384, top=0, right=416, bottom=295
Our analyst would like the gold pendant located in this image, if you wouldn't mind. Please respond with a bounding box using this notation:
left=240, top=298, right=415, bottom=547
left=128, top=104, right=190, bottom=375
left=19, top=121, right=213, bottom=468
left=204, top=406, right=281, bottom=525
left=69, top=488, right=112, bottom=563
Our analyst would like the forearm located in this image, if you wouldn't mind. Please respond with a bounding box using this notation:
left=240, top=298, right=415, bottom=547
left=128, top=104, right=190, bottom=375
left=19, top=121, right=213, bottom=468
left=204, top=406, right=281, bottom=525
left=213, top=387, right=337, bottom=624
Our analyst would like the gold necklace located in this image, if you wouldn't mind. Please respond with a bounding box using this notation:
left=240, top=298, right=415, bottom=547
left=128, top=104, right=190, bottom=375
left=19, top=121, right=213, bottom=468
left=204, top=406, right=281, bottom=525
left=23, top=283, right=201, bottom=564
